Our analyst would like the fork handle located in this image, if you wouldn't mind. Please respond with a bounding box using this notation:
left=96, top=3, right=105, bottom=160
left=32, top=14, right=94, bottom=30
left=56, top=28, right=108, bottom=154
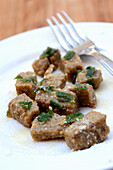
left=88, top=49, right=113, bottom=76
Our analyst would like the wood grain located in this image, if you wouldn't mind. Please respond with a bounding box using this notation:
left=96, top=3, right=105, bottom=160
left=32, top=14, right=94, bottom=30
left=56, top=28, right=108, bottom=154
left=0, top=0, right=113, bottom=40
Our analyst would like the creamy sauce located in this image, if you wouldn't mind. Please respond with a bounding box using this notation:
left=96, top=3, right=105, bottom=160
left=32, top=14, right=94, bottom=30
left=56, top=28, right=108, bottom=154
left=11, top=128, right=30, bottom=147
left=11, top=128, right=60, bottom=152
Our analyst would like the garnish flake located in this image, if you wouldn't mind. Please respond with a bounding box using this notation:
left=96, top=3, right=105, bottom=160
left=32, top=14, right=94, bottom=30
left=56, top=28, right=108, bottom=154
left=14, top=75, right=23, bottom=80
left=34, top=85, right=54, bottom=94
left=40, top=78, right=47, bottom=86
left=64, top=51, right=75, bottom=60
left=40, top=47, right=57, bottom=58
left=56, top=91, right=75, bottom=103
left=75, top=84, right=87, bottom=90
left=18, top=101, right=32, bottom=110
left=6, top=111, right=10, bottom=117
left=37, top=106, right=54, bottom=122
left=49, top=100, right=62, bottom=109
left=66, top=112, right=83, bottom=123
left=22, top=77, right=35, bottom=83
left=86, top=66, right=95, bottom=77
left=72, top=70, right=82, bottom=84
left=14, top=75, right=35, bottom=83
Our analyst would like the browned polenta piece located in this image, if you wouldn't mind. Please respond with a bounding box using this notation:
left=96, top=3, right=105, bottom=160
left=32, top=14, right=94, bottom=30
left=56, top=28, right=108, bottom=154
left=63, top=84, right=96, bottom=108
left=30, top=113, right=69, bottom=141
left=32, top=58, right=50, bottom=77
left=32, top=47, right=61, bottom=76
left=48, top=49, right=61, bottom=69
left=43, top=73, right=67, bottom=89
left=8, top=93, right=40, bottom=128
left=65, top=111, right=110, bottom=151
left=15, top=71, right=37, bottom=99
left=35, top=89, right=79, bottom=115
left=60, top=52, right=83, bottom=82
left=76, top=69, right=103, bottom=89
left=74, top=84, right=97, bottom=108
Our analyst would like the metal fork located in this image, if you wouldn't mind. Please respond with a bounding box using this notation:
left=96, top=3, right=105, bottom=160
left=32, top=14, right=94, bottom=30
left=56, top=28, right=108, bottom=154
left=47, top=11, right=113, bottom=76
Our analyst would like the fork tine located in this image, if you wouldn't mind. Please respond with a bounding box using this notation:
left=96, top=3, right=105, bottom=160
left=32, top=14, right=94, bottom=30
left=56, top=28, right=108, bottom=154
left=62, top=11, right=87, bottom=42
left=56, top=13, right=79, bottom=45
left=46, top=19, right=70, bottom=51
left=51, top=16, right=75, bottom=48
left=47, top=13, right=113, bottom=76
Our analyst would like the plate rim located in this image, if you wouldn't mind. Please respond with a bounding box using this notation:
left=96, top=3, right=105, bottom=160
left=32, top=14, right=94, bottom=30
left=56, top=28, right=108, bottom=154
left=1, top=21, right=113, bottom=43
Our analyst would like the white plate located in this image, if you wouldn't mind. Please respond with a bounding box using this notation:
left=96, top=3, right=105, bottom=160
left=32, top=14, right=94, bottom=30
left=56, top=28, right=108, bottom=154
left=0, top=22, right=113, bottom=170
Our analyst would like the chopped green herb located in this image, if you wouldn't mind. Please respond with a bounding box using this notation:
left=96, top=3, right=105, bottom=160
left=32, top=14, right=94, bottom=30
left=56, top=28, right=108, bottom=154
left=34, top=85, right=55, bottom=94
left=75, top=84, right=87, bottom=90
left=37, top=112, right=51, bottom=122
left=56, top=91, right=75, bottom=103
left=37, top=106, right=54, bottom=122
left=34, top=86, right=44, bottom=94
left=40, top=78, right=47, bottom=86
left=64, top=51, right=75, bottom=60
left=48, top=106, right=54, bottom=116
left=72, top=70, right=83, bottom=84
left=34, top=86, right=45, bottom=94
left=22, top=77, right=35, bottom=83
left=87, top=77, right=94, bottom=86
left=45, top=85, right=55, bottom=93
left=40, top=47, right=58, bottom=58
left=18, top=101, right=32, bottom=110
left=14, top=75, right=23, bottom=80
left=86, top=66, right=95, bottom=77
left=14, top=75, right=35, bottom=83
left=50, top=100, right=62, bottom=109
left=56, top=97, right=75, bottom=102
left=66, top=112, right=83, bottom=123
left=6, top=110, right=9, bottom=117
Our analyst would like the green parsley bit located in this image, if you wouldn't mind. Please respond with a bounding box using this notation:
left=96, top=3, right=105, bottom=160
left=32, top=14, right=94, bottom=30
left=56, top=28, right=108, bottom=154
left=34, top=85, right=54, bottom=94
left=22, top=77, right=35, bottom=83
left=6, top=110, right=10, bottom=117
left=56, top=91, right=75, bottom=103
left=72, top=70, right=82, bottom=84
left=86, top=66, right=95, bottom=77
left=40, top=47, right=58, bottom=58
left=48, top=106, right=54, bottom=116
left=40, top=78, right=47, bottom=86
left=66, top=112, right=83, bottom=123
left=45, top=85, right=55, bottom=94
left=14, top=75, right=23, bottom=80
left=37, top=112, right=51, bottom=122
left=49, top=100, right=62, bottom=109
left=14, top=75, right=35, bottom=83
left=37, top=106, right=54, bottom=122
left=18, top=101, right=32, bottom=110
left=64, top=51, right=75, bottom=60
left=75, top=84, right=87, bottom=90
left=34, top=86, right=44, bottom=94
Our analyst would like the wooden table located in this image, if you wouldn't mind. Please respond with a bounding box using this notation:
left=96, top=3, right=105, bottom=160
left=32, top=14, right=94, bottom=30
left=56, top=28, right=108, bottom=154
left=0, top=0, right=113, bottom=40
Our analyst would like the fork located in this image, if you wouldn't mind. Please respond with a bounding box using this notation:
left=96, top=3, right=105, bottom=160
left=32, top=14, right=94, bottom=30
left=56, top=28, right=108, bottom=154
left=47, top=11, right=113, bottom=76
